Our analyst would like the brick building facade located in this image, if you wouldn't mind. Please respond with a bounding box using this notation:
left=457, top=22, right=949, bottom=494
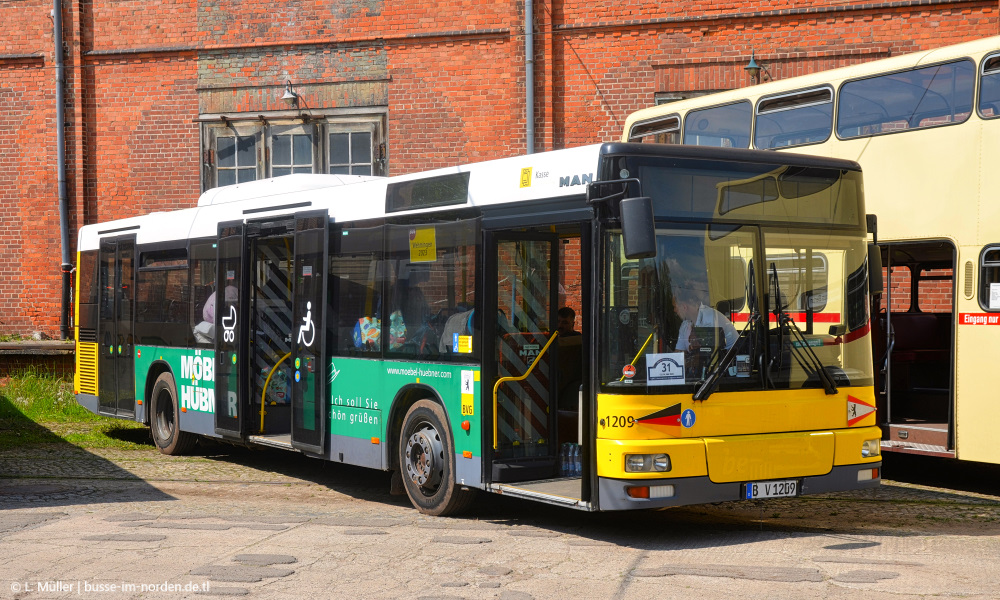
left=0, top=0, right=996, bottom=338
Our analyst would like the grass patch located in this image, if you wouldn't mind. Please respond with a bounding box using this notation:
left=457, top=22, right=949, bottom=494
left=0, top=369, right=151, bottom=451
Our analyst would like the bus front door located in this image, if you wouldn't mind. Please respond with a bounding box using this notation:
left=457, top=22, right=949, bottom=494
left=97, top=235, right=136, bottom=417
left=486, top=233, right=561, bottom=483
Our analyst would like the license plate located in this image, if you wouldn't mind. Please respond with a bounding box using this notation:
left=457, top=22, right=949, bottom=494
left=744, top=479, right=798, bottom=499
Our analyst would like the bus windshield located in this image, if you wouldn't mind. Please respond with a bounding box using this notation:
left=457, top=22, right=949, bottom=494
left=601, top=221, right=874, bottom=395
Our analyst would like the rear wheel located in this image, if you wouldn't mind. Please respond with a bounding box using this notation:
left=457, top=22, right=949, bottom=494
left=150, top=372, right=196, bottom=455
left=399, top=399, right=475, bottom=516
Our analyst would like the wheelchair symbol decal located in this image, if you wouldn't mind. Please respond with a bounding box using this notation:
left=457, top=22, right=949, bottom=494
left=298, top=301, right=316, bottom=348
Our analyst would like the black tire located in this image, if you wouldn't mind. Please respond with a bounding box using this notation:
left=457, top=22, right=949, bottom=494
left=399, top=399, right=475, bottom=516
left=150, top=372, right=197, bottom=455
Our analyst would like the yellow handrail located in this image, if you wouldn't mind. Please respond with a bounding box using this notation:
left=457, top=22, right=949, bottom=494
left=492, top=331, right=559, bottom=450
left=260, top=352, right=291, bottom=433
left=619, top=332, right=655, bottom=382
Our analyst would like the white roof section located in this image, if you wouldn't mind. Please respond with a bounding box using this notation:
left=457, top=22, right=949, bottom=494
left=78, top=144, right=605, bottom=251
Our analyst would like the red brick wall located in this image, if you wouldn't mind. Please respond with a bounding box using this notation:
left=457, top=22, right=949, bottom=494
left=0, top=0, right=996, bottom=338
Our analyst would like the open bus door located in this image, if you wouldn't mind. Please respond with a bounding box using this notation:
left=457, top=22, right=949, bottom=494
left=97, top=235, right=136, bottom=418
left=289, top=210, right=329, bottom=455
left=484, top=224, right=590, bottom=507
left=214, top=220, right=247, bottom=439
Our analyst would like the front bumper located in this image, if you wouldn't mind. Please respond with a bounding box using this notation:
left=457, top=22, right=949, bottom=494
left=597, top=462, right=881, bottom=510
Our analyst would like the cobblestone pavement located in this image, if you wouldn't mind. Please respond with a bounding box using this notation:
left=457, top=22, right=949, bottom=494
left=2, top=442, right=999, bottom=599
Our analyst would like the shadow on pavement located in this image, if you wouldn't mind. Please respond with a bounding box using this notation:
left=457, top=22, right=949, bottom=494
left=0, top=394, right=175, bottom=509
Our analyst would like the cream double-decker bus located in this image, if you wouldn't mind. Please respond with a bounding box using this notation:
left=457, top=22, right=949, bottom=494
left=623, top=36, right=1000, bottom=463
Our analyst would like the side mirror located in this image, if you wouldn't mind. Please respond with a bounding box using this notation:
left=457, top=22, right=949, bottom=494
left=868, top=243, right=884, bottom=296
left=621, top=196, right=656, bottom=259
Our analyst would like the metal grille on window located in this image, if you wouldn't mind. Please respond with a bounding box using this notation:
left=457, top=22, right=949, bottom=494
left=329, top=131, right=373, bottom=176
left=217, top=135, right=257, bottom=186
left=272, top=134, right=314, bottom=177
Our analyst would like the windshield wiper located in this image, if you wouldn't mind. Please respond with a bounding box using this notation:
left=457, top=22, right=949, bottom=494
left=778, top=313, right=838, bottom=395
left=693, top=312, right=760, bottom=401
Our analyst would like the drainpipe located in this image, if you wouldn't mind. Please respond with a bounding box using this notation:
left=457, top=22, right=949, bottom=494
left=54, top=0, right=72, bottom=340
left=525, top=0, right=534, bottom=154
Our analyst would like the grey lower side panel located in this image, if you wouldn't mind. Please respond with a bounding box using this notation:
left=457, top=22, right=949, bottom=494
left=178, top=409, right=218, bottom=437
left=330, top=433, right=383, bottom=469
left=454, top=453, right=484, bottom=489
left=598, top=462, right=882, bottom=511
left=76, top=394, right=100, bottom=416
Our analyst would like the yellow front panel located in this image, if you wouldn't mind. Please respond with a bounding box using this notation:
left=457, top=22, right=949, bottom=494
left=833, top=426, right=883, bottom=466
left=596, top=438, right=708, bottom=479
left=76, top=342, right=99, bottom=396
left=597, top=386, right=877, bottom=440
left=704, top=431, right=834, bottom=482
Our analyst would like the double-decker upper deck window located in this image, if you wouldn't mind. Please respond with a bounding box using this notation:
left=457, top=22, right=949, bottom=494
left=628, top=115, right=680, bottom=144
left=978, top=53, right=1000, bottom=118
left=979, top=246, right=1000, bottom=311
left=837, top=60, right=975, bottom=139
left=754, top=87, right=833, bottom=150
left=683, top=101, right=751, bottom=148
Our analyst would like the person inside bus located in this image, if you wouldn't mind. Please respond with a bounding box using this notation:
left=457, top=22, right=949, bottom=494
left=673, top=285, right=739, bottom=352
left=194, top=285, right=238, bottom=343
left=557, top=306, right=581, bottom=337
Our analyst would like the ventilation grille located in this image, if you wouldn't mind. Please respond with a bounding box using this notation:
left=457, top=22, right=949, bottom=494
left=76, top=342, right=99, bottom=396
left=964, top=260, right=974, bottom=299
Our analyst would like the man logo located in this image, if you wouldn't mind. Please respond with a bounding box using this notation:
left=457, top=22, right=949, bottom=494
left=558, top=173, right=594, bottom=187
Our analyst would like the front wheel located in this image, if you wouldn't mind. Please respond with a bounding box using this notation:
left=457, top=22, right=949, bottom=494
left=399, top=400, right=474, bottom=516
left=150, top=372, right=196, bottom=455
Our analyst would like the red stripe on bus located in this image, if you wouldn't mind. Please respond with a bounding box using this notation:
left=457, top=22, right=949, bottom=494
left=730, top=312, right=842, bottom=323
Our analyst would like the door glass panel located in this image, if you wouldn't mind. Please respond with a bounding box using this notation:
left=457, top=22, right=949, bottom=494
left=98, top=240, right=117, bottom=414
left=116, top=239, right=135, bottom=415
left=291, top=213, right=328, bottom=452
left=495, top=239, right=555, bottom=459
left=214, top=223, right=244, bottom=437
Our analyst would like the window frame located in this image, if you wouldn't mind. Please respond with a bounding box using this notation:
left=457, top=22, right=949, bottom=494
left=977, top=52, right=1000, bottom=120
left=682, top=100, right=753, bottom=148
left=628, top=114, right=681, bottom=144
left=835, top=58, right=976, bottom=141
left=753, top=86, right=834, bottom=150
left=978, top=245, right=1000, bottom=312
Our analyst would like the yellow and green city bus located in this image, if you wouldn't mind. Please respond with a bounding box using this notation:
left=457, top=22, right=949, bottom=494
left=73, top=142, right=881, bottom=515
left=623, top=35, right=1000, bottom=463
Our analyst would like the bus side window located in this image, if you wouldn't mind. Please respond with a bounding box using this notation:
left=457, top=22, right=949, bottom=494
left=331, top=224, right=384, bottom=357
left=979, top=54, right=1000, bottom=118
left=978, top=247, right=1000, bottom=311
left=385, top=220, right=478, bottom=360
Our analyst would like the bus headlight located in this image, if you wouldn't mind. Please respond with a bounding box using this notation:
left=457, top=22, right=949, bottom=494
left=862, top=439, right=881, bottom=458
left=625, top=454, right=671, bottom=472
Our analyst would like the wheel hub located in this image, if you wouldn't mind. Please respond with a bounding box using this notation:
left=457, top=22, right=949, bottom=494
left=404, top=426, right=443, bottom=489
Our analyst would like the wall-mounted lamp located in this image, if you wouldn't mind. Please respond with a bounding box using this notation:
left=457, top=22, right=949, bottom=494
left=744, top=51, right=773, bottom=85
left=281, top=80, right=298, bottom=105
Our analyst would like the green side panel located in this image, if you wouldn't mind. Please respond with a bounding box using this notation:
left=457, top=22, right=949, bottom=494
left=329, top=357, right=481, bottom=456
left=135, top=345, right=216, bottom=413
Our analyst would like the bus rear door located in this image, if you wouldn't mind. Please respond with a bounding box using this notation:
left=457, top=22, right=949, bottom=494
left=97, top=235, right=136, bottom=418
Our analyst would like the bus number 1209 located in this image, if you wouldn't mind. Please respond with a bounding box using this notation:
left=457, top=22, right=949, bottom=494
left=607, top=415, right=635, bottom=428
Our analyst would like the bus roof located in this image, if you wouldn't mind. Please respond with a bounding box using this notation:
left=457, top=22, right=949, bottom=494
left=77, top=142, right=862, bottom=251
